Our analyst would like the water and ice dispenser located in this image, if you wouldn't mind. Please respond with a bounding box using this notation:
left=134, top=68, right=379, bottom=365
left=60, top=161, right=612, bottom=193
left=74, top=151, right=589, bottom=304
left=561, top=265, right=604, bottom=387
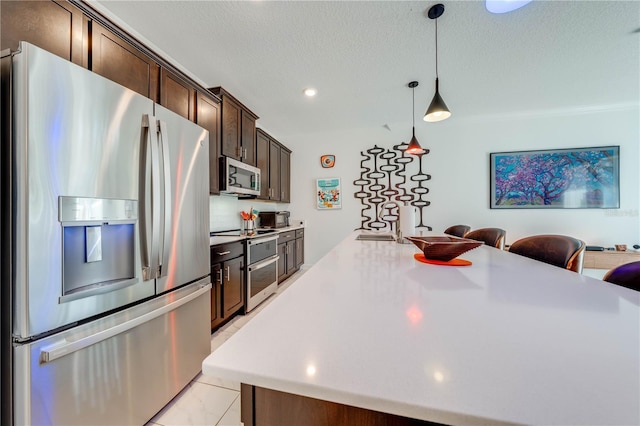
left=59, top=197, right=138, bottom=302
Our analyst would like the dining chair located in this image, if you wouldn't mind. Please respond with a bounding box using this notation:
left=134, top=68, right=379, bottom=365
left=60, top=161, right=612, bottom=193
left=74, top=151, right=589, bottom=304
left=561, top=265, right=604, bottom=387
left=603, top=261, right=640, bottom=291
left=508, top=234, right=586, bottom=273
left=464, top=228, right=506, bottom=250
left=443, top=225, right=471, bottom=238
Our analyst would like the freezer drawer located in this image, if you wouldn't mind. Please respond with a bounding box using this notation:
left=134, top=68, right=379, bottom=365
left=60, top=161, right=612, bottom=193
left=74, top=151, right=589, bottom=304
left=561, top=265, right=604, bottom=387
left=13, top=280, right=211, bottom=426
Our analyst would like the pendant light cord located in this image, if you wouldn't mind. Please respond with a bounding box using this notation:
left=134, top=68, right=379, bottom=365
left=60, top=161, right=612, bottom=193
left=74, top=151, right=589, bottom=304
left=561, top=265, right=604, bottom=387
left=412, top=84, right=416, bottom=134
left=435, top=18, right=439, bottom=79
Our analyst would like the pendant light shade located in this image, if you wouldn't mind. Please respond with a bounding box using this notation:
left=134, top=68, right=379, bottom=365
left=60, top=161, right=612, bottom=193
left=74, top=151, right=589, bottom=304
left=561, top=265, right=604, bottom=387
left=423, top=3, right=451, bottom=122
left=405, top=132, right=424, bottom=155
left=424, top=78, right=451, bottom=122
left=404, top=81, right=426, bottom=155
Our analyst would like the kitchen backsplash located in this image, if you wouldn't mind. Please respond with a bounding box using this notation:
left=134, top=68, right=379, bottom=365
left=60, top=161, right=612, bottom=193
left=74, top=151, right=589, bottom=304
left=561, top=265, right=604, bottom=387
left=209, top=195, right=282, bottom=232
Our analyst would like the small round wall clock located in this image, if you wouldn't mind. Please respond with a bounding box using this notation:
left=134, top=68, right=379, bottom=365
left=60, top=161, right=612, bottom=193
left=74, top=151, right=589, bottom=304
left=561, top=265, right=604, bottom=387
left=320, top=155, right=335, bottom=168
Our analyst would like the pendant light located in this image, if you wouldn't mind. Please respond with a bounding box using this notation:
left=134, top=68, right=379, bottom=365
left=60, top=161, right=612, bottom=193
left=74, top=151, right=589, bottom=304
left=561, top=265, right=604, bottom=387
left=424, top=3, right=451, bottom=122
left=405, top=81, right=425, bottom=155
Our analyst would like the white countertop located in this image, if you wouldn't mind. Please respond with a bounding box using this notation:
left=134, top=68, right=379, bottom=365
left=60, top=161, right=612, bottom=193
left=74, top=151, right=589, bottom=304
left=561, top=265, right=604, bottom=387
left=203, top=231, right=640, bottom=425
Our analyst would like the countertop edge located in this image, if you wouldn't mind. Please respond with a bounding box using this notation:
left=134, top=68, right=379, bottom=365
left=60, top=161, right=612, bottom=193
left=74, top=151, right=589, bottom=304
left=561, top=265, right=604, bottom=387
left=209, top=226, right=304, bottom=246
left=201, top=362, right=517, bottom=426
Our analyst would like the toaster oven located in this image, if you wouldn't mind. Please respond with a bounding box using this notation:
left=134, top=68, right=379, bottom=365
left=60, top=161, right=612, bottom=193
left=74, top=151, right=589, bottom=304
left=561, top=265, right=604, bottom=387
left=259, top=211, right=290, bottom=228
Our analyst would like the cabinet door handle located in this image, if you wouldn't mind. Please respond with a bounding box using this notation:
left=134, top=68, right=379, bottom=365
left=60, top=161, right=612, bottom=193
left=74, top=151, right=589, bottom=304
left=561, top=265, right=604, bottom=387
left=237, top=146, right=242, bottom=158
left=244, top=148, right=248, bottom=158
left=281, top=191, right=284, bottom=199
left=217, top=269, right=223, bottom=285
left=216, top=251, right=231, bottom=256
left=225, top=265, right=230, bottom=282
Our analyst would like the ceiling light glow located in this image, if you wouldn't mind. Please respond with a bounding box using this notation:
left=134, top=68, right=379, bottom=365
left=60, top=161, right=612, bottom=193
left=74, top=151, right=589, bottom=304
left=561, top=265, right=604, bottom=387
left=304, top=88, right=317, bottom=97
left=306, top=365, right=317, bottom=376
left=486, top=0, right=533, bottom=14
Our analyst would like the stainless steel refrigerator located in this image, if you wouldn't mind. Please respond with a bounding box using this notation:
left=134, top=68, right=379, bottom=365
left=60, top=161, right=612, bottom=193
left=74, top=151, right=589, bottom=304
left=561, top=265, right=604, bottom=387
left=1, top=42, right=211, bottom=425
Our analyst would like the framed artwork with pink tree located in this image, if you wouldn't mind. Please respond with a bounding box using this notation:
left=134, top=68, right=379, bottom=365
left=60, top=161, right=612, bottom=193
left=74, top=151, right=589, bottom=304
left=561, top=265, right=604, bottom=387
left=490, top=146, right=619, bottom=209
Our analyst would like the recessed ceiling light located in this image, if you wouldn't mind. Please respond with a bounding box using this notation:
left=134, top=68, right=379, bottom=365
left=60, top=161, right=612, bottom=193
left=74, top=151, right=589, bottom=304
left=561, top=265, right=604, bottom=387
left=304, top=88, right=317, bottom=97
left=486, top=0, right=532, bottom=14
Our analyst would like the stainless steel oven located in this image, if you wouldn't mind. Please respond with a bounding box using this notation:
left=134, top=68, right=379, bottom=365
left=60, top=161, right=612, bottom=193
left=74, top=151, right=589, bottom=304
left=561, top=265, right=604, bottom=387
left=246, top=234, right=279, bottom=312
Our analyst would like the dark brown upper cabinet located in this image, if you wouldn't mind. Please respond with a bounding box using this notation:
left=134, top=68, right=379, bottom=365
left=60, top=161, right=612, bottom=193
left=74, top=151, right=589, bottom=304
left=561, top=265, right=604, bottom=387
left=196, top=91, right=221, bottom=194
left=160, top=68, right=195, bottom=120
left=209, top=87, right=258, bottom=166
left=280, top=147, right=291, bottom=203
left=90, top=21, right=159, bottom=101
left=1, top=0, right=85, bottom=65
left=241, top=110, right=257, bottom=165
left=256, top=129, right=271, bottom=200
left=269, top=139, right=282, bottom=202
left=256, top=128, right=291, bottom=203
left=221, top=95, right=240, bottom=160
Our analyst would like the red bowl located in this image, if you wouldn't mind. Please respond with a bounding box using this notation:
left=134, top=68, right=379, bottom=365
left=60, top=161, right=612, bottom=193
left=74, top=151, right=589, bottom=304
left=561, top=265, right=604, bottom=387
left=406, top=236, right=483, bottom=262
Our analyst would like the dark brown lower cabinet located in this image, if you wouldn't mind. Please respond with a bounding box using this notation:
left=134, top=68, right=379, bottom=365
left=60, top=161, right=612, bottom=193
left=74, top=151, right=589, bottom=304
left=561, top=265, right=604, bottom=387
left=210, top=241, right=244, bottom=330
left=295, top=229, right=304, bottom=269
left=241, top=384, right=440, bottom=426
left=277, top=229, right=304, bottom=283
left=277, top=230, right=296, bottom=283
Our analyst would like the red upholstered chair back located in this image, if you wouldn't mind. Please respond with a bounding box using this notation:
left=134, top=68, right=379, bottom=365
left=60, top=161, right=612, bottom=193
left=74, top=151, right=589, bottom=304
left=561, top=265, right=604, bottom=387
left=443, top=225, right=471, bottom=238
left=603, top=261, right=640, bottom=292
left=465, top=228, right=506, bottom=250
left=509, top=234, right=586, bottom=273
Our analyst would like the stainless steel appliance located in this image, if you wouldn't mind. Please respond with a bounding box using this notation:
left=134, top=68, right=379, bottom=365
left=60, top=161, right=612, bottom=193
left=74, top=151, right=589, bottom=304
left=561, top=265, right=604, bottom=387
left=210, top=230, right=279, bottom=312
left=220, top=156, right=261, bottom=196
left=1, top=42, right=211, bottom=425
left=246, top=234, right=280, bottom=311
left=259, top=211, right=290, bottom=228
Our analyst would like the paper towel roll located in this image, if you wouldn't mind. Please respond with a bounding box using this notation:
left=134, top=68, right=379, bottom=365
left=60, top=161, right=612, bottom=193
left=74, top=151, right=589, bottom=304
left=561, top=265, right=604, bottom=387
left=399, top=204, right=416, bottom=239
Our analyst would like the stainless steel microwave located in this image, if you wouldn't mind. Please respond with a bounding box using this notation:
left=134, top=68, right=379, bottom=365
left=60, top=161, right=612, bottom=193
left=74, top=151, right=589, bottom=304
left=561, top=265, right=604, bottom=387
left=220, top=156, right=261, bottom=196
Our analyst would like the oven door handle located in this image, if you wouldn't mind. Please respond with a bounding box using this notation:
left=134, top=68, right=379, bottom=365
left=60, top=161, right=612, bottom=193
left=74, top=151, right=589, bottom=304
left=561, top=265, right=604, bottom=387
left=248, top=255, right=279, bottom=272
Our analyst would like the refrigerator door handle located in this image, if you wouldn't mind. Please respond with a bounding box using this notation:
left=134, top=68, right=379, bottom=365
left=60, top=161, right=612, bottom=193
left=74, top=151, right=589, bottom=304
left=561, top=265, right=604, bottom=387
left=39, top=282, right=212, bottom=363
left=140, top=115, right=161, bottom=279
left=157, top=119, right=172, bottom=278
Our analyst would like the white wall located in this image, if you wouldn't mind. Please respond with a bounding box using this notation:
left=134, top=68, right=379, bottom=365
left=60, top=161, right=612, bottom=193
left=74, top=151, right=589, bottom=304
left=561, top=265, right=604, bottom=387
left=285, top=105, right=640, bottom=265
left=93, top=0, right=639, bottom=267
left=209, top=194, right=288, bottom=232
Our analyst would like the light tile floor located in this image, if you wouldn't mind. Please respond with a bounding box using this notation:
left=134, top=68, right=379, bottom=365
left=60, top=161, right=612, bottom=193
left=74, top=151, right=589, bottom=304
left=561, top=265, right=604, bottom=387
left=145, top=270, right=305, bottom=426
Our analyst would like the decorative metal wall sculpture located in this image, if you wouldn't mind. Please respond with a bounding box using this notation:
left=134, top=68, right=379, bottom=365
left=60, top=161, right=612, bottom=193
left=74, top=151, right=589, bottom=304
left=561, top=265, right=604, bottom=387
left=354, top=143, right=432, bottom=232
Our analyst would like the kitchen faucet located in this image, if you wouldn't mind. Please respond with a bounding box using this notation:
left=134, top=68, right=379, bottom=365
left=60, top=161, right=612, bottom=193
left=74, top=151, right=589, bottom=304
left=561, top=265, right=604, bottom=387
left=379, top=200, right=408, bottom=243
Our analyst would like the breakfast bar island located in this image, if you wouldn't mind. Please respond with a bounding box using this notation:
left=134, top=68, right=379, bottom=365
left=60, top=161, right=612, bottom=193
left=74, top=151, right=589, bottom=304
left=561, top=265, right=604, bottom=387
left=202, top=232, right=640, bottom=425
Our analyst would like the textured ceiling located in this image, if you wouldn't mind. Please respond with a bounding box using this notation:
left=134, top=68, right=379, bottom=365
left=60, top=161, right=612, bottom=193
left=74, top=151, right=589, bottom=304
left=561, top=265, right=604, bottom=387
left=93, top=1, right=639, bottom=141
